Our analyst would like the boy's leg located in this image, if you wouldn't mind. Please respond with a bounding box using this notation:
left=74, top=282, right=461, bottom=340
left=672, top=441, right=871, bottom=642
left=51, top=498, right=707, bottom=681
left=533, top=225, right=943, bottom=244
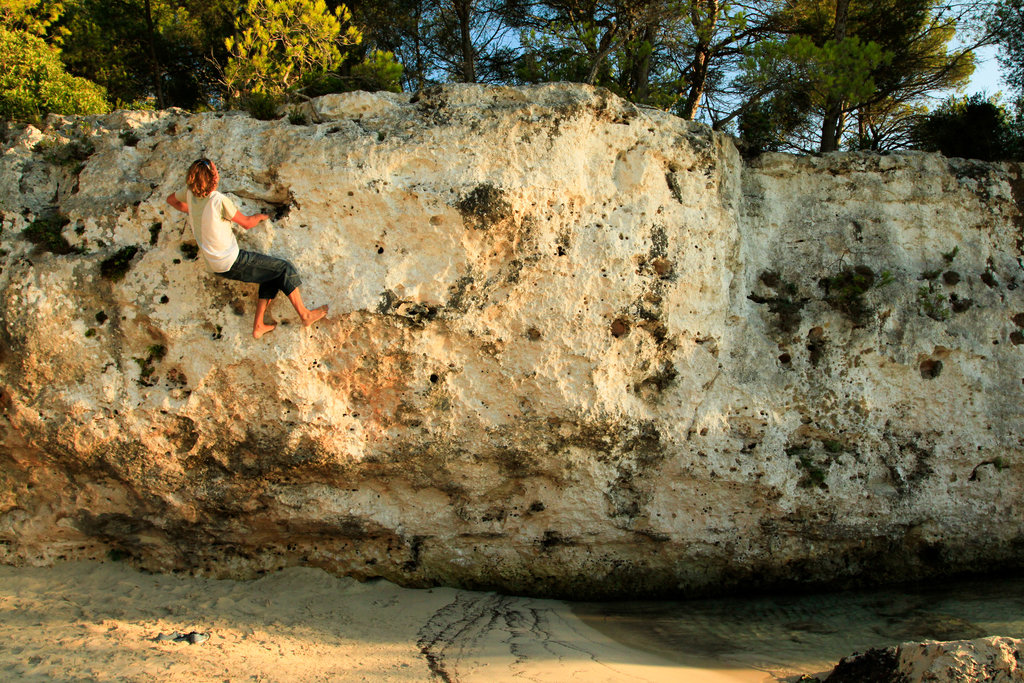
left=253, top=295, right=276, bottom=339
left=286, top=287, right=328, bottom=327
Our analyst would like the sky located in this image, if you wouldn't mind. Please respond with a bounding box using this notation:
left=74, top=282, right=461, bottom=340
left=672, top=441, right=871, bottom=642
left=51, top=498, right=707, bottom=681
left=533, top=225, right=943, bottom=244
left=965, top=45, right=1007, bottom=96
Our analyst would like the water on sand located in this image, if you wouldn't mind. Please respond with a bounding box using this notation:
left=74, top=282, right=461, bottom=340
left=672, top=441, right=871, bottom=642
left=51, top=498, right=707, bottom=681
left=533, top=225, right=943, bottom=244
left=575, top=575, right=1024, bottom=679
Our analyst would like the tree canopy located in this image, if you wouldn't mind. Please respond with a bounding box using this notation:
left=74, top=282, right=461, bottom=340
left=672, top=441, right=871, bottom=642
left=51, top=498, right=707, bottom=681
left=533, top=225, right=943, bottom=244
left=0, top=3, right=108, bottom=121
left=0, top=0, right=1015, bottom=159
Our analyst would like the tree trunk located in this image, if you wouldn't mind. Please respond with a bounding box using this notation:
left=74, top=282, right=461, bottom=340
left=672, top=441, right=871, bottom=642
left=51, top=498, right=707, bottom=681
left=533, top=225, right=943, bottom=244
left=454, top=0, right=475, bottom=82
left=143, top=0, right=165, bottom=109
left=627, top=23, right=656, bottom=102
left=585, top=25, right=619, bottom=85
left=412, top=1, right=426, bottom=91
left=819, top=0, right=850, bottom=153
left=681, top=0, right=718, bottom=120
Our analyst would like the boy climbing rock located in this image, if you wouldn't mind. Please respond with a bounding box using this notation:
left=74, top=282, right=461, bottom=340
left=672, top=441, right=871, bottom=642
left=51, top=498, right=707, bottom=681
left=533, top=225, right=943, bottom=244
left=166, top=158, right=327, bottom=338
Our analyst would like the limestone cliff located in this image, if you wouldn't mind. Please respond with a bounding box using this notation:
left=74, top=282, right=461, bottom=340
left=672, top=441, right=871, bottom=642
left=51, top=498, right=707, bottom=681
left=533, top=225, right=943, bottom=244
left=1, top=84, right=1022, bottom=597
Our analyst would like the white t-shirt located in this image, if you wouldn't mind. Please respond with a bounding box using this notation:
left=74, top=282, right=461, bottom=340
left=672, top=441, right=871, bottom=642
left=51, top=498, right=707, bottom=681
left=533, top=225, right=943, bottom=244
left=175, top=189, right=240, bottom=273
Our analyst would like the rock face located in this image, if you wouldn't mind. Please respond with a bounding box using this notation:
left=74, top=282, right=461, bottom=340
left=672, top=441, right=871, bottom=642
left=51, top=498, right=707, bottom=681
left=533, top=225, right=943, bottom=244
left=1, top=83, right=1023, bottom=597
left=825, top=637, right=1024, bottom=682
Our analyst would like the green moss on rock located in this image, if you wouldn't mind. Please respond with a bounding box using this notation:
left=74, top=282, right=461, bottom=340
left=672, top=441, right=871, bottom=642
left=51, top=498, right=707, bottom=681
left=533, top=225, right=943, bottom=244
left=99, top=246, right=140, bottom=281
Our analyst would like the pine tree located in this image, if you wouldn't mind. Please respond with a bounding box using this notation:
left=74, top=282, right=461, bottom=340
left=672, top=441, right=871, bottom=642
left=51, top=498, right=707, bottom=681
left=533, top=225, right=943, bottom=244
left=224, top=0, right=363, bottom=100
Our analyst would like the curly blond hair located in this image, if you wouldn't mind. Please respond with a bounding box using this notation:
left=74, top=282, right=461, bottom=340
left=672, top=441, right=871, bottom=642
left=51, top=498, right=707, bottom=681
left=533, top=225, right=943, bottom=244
left=186, top=159, right=217, bottom=197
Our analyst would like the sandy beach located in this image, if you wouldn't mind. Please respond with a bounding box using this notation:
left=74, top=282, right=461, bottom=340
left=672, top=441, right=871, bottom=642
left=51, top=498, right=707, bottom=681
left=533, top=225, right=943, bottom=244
left=0, top=561, right=770, bottom=683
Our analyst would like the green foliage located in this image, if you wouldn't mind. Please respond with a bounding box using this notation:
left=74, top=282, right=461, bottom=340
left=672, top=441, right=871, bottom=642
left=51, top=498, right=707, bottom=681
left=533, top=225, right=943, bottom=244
left=736, top=0, right=974, bottom=153
left=350, top=50, right=403, bottom=92
left=0, top=26, right=108, bottom=121
left=58, top=0, right=237, bottom=110
left=819, top=265, right=889, bottom=326
left=786, top=445, right=828, bottom=489
left=133, top=343, right=166, bottom=382
left=917, top=284, right=950, bottom=321
left=911, top=94, right=1024, bottom=161
left=298, top=49, right=404, bottom=96
left=224, top=0, right=362, bottom=100
left=22, top=207, right=81, bottom=254
left=242, top=91, right=283, bottom=120
left=738, top=90, right=814, bottom=156
left=509, top=1, right=713, bottom=109
left=0, top=0, right=65, bottom=39
left=738, top=33, right=890, bottom=151
left=992, top=0, right=1024, bottom=96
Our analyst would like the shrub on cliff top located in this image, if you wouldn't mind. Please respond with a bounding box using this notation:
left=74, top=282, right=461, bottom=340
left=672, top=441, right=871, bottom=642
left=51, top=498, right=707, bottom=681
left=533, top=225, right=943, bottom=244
left=911, top=94, right=1024, bottom=161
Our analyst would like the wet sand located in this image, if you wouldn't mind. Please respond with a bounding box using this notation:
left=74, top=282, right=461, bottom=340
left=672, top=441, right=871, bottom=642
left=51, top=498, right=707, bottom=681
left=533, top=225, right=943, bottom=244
left=0, top=561, right=770, bottom=682
left=575, top=576, right=1024, bottom=681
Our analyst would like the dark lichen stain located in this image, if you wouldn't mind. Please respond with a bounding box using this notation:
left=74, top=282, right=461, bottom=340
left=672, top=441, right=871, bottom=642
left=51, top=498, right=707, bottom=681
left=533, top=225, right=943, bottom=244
left=540, top=530, right=572, bottom=550
left=445, top=275, right=475, bottom=313
left=457, top=184, right=510, bottom=229
left=942, top=271, right=961, bottom=286
left=100, top=246, right=140, bottom=281
left=949, top=294, right=972, bottom=313
left=401, top=535, right=426, bottom=572
left=602, top=421, right=666, bottom=520
left=22, top=208, right=80, bottom=255
left=180, top=243, right=199, bottom=260
left=633, top=360, right=678, bottom=395
left=981, top=270, right=999, bottom=288
left=1011, top=331, right=1024, bottom=346
left=749, top=271, right=806, bottom=336
left=148, top=223, right=162, bottom=246
left=377, top=289, right=400, bottom=315
left=1007, top=169, right=1024, bottom=256
left=665, top=169, right=683, bottom=204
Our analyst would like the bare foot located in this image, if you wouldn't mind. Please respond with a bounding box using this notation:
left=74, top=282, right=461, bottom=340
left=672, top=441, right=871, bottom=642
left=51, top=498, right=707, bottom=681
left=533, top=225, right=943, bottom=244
left=253, top=322, right=276, bottom=339
left=300, top=305, right=328, bottom=328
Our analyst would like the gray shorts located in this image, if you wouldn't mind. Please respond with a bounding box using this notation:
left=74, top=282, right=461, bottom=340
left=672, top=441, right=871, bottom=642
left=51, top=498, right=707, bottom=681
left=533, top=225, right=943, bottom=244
left=215, top=249, right=301, bottom=300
